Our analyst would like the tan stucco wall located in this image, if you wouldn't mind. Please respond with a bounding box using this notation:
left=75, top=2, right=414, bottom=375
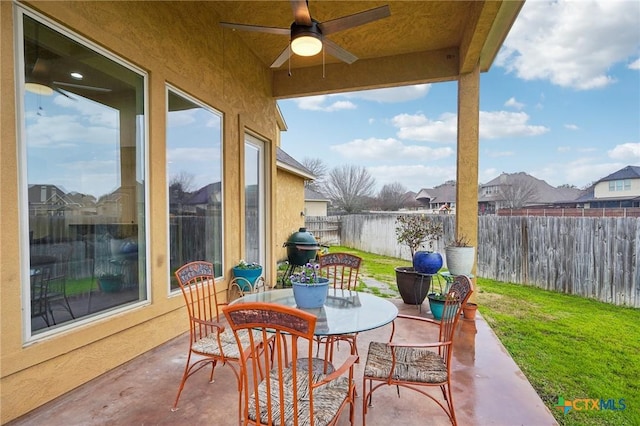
left=275, top=171, right=306, bottom=264
left=1, top=1, right=280, bottom=422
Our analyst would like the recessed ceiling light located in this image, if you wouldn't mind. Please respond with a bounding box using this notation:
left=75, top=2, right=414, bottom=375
left=70, top=72, right=83, bottom=80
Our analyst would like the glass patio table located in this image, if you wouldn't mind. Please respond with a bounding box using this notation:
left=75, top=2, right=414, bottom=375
left=230, top=288, right=398, bottom=337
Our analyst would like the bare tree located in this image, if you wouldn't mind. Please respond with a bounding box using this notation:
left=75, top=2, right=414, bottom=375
left=169, top=171, right=195, bottom=205
left=498, top=177, right=538, bottom=208
left=302, top=157, right=328, bottom=193
left=377, top=182, right=407, bottom=211
left=324, top=165, right=376, bottom=213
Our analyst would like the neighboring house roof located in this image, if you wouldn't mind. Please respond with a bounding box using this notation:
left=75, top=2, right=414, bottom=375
left=596, top=165, right=640, bottom=182
left=479, top=172, right=582, bottom=205
left=415, top=182, right=457, bottom=205
left=304, top=188, right=330, bottom=202
left=186, top=182, right=222, bottom=205
left=276, top=147, right=315, bottom=180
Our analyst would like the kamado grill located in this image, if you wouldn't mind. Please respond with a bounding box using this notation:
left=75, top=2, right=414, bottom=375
left=282, top=227, right=321, bottom=286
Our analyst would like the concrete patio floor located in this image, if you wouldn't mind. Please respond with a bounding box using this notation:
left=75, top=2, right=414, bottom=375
left=8, top=297, right=558, bottom=426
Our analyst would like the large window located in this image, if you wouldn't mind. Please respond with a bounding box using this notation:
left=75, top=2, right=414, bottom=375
left=166, top=87, right=223, bottom=289
left=19, top=11, right=147, bottom=336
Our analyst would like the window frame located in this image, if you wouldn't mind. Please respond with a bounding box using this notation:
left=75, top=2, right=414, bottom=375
left=15, top=5, right=151, bottom=342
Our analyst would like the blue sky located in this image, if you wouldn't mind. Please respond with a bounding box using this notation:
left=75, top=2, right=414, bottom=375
left=278, top=0, right=640, bottom=193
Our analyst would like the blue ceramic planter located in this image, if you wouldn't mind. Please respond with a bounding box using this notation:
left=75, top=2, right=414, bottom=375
left=292, top=278, right=329, bottom=309
left=232, top=266, right=263, bottom=291
left=413, top=251, right=443, bottom=275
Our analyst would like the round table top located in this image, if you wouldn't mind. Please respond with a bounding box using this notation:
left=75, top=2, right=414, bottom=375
left=230, top=288, right=398, bottom=336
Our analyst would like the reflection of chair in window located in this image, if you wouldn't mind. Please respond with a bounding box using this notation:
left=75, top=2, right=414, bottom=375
left=43, top=245, right=75, bottom=324
left=30, top=258, right=54, bottom=327
left=109, top=237, right=138, bottom=289
left=223, top=302, right=358, bottom=426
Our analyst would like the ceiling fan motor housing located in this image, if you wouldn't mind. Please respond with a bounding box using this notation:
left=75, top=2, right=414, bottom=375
left=290, top=20, right=322, bottom=56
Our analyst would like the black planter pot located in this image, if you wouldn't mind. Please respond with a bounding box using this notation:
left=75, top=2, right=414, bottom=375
left=395, top=266, right=431, bottom=305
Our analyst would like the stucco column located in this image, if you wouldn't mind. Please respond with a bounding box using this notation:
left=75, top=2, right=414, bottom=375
left=457, top=63, right=480, bottom=302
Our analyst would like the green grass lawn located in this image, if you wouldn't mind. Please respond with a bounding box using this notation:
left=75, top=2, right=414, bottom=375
left=328, top=246, right=640, bottom=426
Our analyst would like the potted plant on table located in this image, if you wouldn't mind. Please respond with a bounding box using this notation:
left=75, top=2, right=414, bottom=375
left=290, top=262, right=330, bottom=309
left=232, top=260, right=263, bottom=292
left=394, top=214, right=444, bottom=305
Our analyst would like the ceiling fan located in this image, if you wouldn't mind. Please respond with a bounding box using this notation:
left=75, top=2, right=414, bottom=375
left=26, top=57, right=112, bottom=98
left=220, top=0, right=390, bottom=68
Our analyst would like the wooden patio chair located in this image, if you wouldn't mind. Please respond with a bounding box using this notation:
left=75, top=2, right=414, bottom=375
left=316, top=253, right=362, bottom=361
left=223, top=302, right=358, bottom=426
left=171, top=261, right=265, bottom=418
left=362, top=274, right=473, bottom=426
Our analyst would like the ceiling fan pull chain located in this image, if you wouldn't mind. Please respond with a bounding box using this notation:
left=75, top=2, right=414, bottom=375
left=288, top=44, right=292, bottom=77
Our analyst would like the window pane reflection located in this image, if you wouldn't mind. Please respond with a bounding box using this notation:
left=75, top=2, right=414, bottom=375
left=167, top=88, right=223, bottom=288
left=22, top=14, right=147, bottom=335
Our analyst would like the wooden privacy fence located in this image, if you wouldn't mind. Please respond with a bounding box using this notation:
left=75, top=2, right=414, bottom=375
left=339, top=214, right=640, bottom=307
left=304, top=216, right=342, bottom=246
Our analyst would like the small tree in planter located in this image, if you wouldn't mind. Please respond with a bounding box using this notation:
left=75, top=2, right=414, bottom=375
left=394, top=215, right=444, bottom=305
left=445, top=234, right=475, bottom=276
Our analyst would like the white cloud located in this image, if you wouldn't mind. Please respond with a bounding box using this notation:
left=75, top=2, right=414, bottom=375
left=564, top=124, right=579, bottom=130
left=496, top=0, right=640, bottom=90
left=330, top=137, right=454, bottom=162
left=481, top=111, right=550, bottom=139
left=391, top=110, right=549, bottom=142
left=505, top=97, right=525, bottom=110
left=342, top=84, right=431, bottom=103
left=629, top=58, right=640, bottom=70
left=295, top=95, right=357, bottom=111
left=608, top=142, right=640, bottom=161
left=392, top=113, right=457, bottom=142
left=557, top=146, right=571, bottom=152
left=168, top=110, right=196, bottom=126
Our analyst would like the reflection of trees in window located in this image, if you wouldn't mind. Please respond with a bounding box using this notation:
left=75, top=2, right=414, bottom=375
left=167, top=88, right=223, bottom=282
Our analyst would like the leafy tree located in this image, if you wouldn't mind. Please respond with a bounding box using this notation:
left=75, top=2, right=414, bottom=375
left=558, top=183, right=577, bottom=189
left=323, top=164, right=376, bottom=213
left=377, top=182, right=407, bottom=211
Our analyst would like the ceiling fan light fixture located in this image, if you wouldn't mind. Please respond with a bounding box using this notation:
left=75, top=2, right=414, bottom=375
left=25, top=82, right=54, bottom=96
left=291, top=22, right=322, bottom=57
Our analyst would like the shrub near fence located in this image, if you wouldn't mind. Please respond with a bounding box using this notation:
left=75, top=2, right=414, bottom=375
left=339, top=214, right=640, bottom=307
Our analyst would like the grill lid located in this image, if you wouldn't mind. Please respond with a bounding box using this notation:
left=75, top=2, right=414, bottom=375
left=283, top=227, right=319, bottom=249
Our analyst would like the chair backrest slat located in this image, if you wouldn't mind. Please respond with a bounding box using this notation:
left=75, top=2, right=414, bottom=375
left=319, top=253, right=362, bottom=290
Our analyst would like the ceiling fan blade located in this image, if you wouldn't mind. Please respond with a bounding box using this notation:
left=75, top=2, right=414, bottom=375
left=270, top=45, right=292, bottom=68
left=52, top=86, right=74, bottom=99
left=322, top=38, right=357, bottom=64
left=53, top=81, right=112, bottom=92
left=220, top=22, right=290, bottom=36
left=319, top=5, right=391, bottom=35
left=290, top=0, right=312, bottom=26
left=32, top=57, right=50, bottom=76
